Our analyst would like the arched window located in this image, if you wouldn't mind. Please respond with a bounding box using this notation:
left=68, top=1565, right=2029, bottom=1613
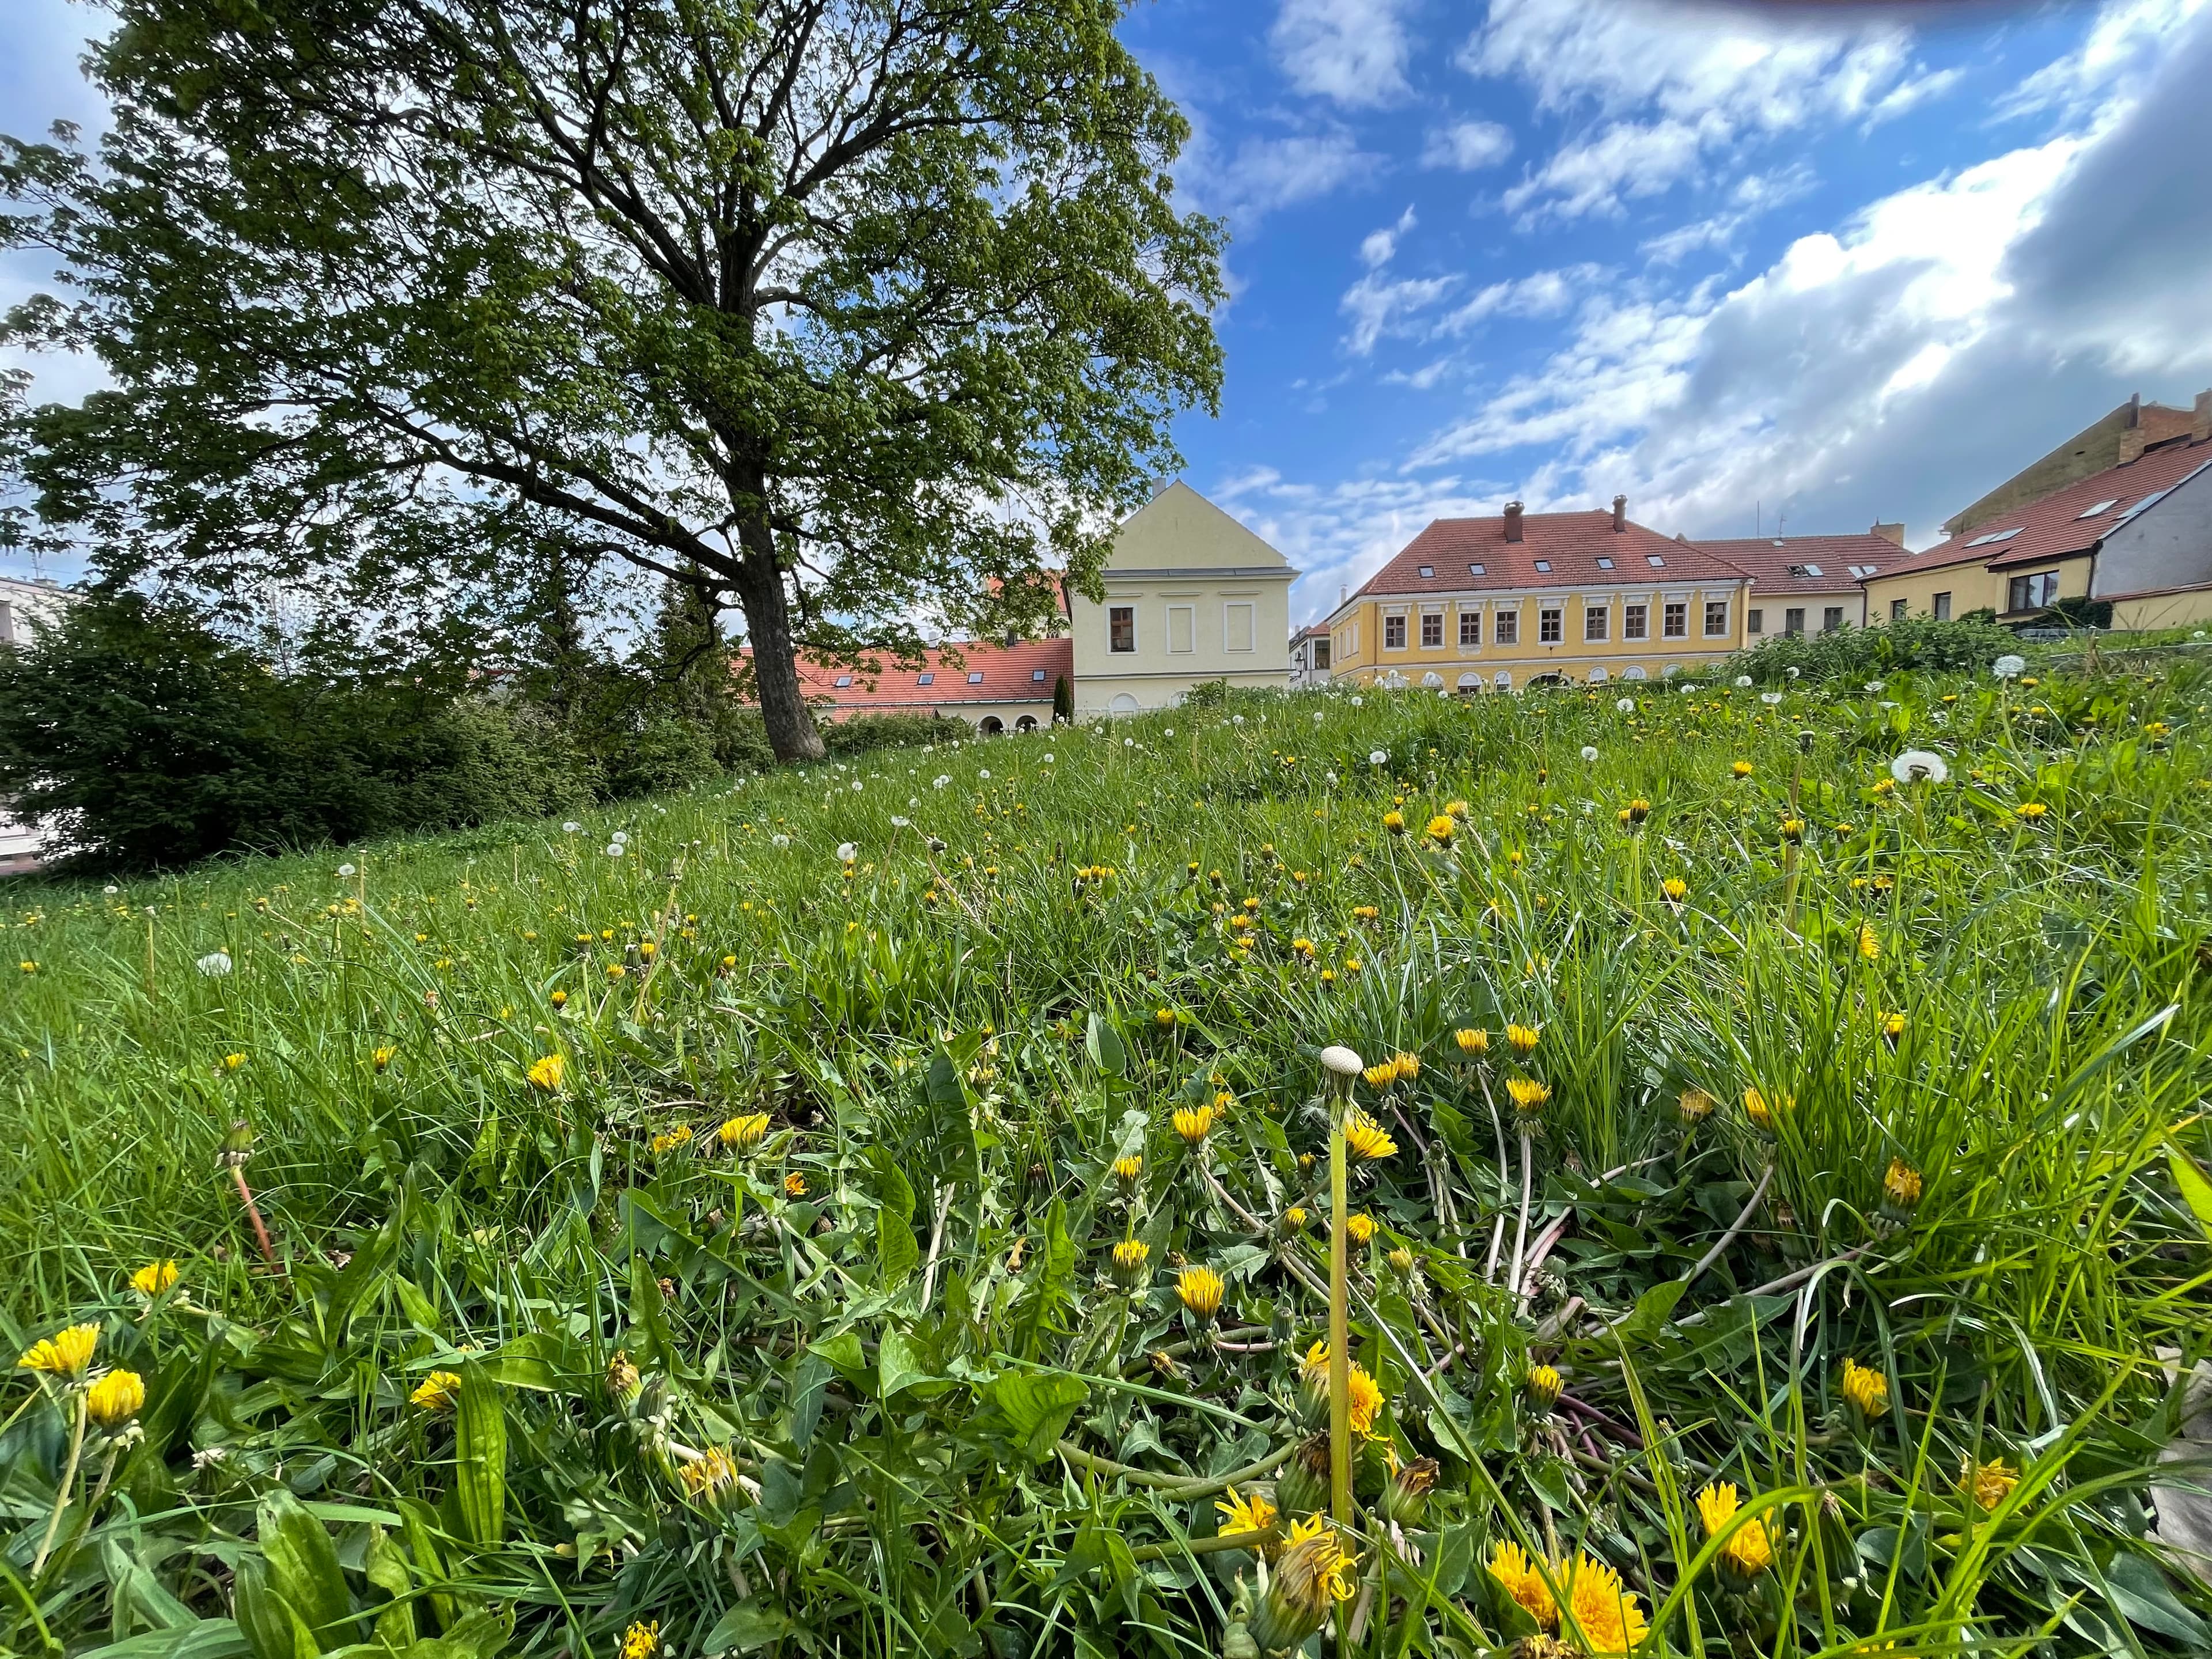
left=978, top=715, right=1005, bottom=735
left=1014, top=715, right=1037, bottom=733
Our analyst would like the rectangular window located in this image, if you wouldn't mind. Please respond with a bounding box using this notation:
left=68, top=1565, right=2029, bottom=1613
left=1494, top=609, right=1519, bottom=646
left=917, top=672, right=934, bottom=685
left=1421, top=611, right=1443, bottom=648
left=1663, top=601, right=1688, bottom=639
left=1784, top=607, right=1805, bottom=637
left=1623, top=604, right=1649, bottom=640
left=967, top=671, right=984, bottom=684
left=1705, top=600, right=1729, bottom=637
left=1584, top=604, right=1608, bottom=642
left=1890, top=598, right=1908, bottom=622
left=1822, top=606, right=1844, bottom=634
left=1459, top=610, right=1480, bottom=647
left=1313, top=638, right=1331, bottom=669
left=1225, top=602, right=1256, bottom=652
left=1384, top=613, right=1407, bottom=649
left=1108, top=605, right=1135, bottom=653
left=1166, top=605, right=1194, bottom=654
left=1933, top=592, right=1952, bottom=622
left=1031, top=668, right=1047, bottom=683
left=2006, top=571, right=2061, bottom=613
left=1539, top=607, right=1563, bottom=643
left=1747, top=608, right=1764, bottom=635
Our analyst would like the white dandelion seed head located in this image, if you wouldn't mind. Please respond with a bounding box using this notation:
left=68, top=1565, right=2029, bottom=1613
left=562, top=822, right=581, bottom=834
left=1616, top=697, right=1635, bottom=713
left=337, top=863, right=356, bottom=877
left=851, top=781, right=863, bottom=792
left=978, top=768, right=991, bottom=779
left=611, top=830, right=629, bottom=844
left=1864, top=680, right=1886, bottom=694
left=1785, top=666, right=1801, bottom=680
left=907, top=797, right=920, bottom=808
left=605, top=843, right=626, bottom=858
left=1581, top=746, right=1599, bottom=763
left=890, top=816, right=910, bottom=828
left=836, top=842, right=857, bottom=862
left=1891, top=749, right=1949, bottom=786
left=1369, top=750, right=1388, bottom=767
left=1124, top=738, right=1135, bottom=747
left=1762, top=691, right=1784, bottom=705
left=196, top=951, right=233, bottom=976
left=1324, top=771, right=1339, bottom=786
left=104, top=884, right=119, bottom=896
left=1992, top=654, right=2025, bottom=680
left=934, top=775, right=951, bottom=789
left=1350, top=695, right=1363, bottom=707
left=1734, top=676, right=1753, bottom=688
left=771, top=834, right=791, bottom=848
left=1230, top=715, right=1243, bottom=726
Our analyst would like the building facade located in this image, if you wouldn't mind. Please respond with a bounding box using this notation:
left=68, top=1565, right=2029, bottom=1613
left=1696, top=530, right=1898, bottom=638
left=1325, top=500, right=1752, bottom=691
left=1066, top=482, right=1298, bottom=715
left=740, top=638, right=1071, bottom=733
left=1288, top=623, right=1332, bottom=688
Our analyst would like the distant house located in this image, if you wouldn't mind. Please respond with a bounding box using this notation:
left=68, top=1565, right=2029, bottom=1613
left=740, top=637, right=1072, bottom=734
left=1065, top=482, right=1298, bottom=715
left=0, top=576, right=81, bottom=869
left=1694, top=529, right=1900, bottom=638
left=1863, top=392, right=2212, bottom=627
left=1325, top=498, right=1752, bottom=691
left=1288, top=622, right=1331, bottom=687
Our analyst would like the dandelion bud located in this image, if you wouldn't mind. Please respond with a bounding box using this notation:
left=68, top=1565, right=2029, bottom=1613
left=1109, top=1237, right=1151, bottom=1287
left=1677, top=1088, right=1714, bottom=1126
left=1523, top=1362, right=1563, bottom=1417
left=1247, top=1522, right=1357, bottom=1654
left=1626, top=797, right=1651, bottom=824
left=1779, top=818, right=1805, bottom=844
left=219, top=1120, right=254, bottom=1171
left=1274, top=1432, right=1331, bottom=1518
left=1279, top=1205, right=1309, bottom=1238
left=1382, top=1455, right=1440, bottom=1528
left=1387, top=1245, right=1415, bottom=1277
left=1878, top=1158, right=1923, bottom=1228
left=1112, top=1153, right=1143, bottom=1192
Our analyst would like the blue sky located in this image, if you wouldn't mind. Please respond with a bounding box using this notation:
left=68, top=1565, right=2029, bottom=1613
left=7, top=0, right=2212, bottom=630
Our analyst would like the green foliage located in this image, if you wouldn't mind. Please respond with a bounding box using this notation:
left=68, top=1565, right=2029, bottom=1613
left=820, top=713, right=973, bottom=757
left=1727, top=613, right=2023, bottom=683
left=3, top=0, right=1226, bottom=760
left=599, top=714, right=722, bottom=802
left=1052, top=673, right=1075, bottom=725
left=4, top=665, right=2211, bottom=1659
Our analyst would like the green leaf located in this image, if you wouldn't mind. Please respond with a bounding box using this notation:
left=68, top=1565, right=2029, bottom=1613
left=876, top=1205, right=920, bottom=1288
left=808, top=1331, right=868, bottom=1378
left=363, top=1529, right=416, bottom=1649
left=232, top=1560, right=318, bottom=1659
left=76, top=1621, right=253, bottom=1659
left=991, top=1370, right=1090, bottom=1461
left=877, top=1327, right=934, bottom=1399
left=1611, top=1279, right=1687, bottom=1345
left=257, top=1488, right=353, bottom=1648
left=2169, top=1147, right=2212, bottom=1241
left=1085, top=1013, right=1127, bottom=1077
left=453, top=1365, right=506, bottom=1547
left=925, top=1049, right=965, bottom=1111
left=395, top=1500, right=456, bottom=1635
left=2105, top=1551, right=2209, bottom=1643
left=699, top=1602, right=794, bottom=1654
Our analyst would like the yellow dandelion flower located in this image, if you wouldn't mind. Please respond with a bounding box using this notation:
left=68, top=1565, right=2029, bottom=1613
left=1217, top=1484, right=1277, bottom=1542
left=1282, top=1205, right=1309, bottom=1231
left=410, top=1370, right=463, bottom=1412
left=1111, top=1237, right=1150, bottom=1286
left=1446, top=799, right=1469, bottom=820
left=17, top=1323, right=99, bottom=1378
left=1382, top=810, right=1406, bottom=835
left=1505, top=1022, right=1541, bottom=1056
left=1298, top=1341, right=1385, bottom=1435
left=1524, top=1363, right=1563, bottom=1412
left=1731, top=760, right=1753, bottom=778
left=527, top=1054, right=565, bottom=1091
left=1661, top=877, right=1688, bottom=904
left=1857, top=924, right=1881, bottom=960
left=620, top=1622, right=659, bottom=1659
left=1361, top=1060, right=1397, bottom=1090
left=1696, top=1483, right=1774, bottom=1582
left=606, top=963, right=627, bottom=979
left=678, top=1445, right=741, bottom=1508
left=1743, top=1086, right=1790, bottom=1129
left=1173, top=1102, right=1216, bottom=1145
left=130, top=1260, right=180, bottom=1298
left=717, top=1112, right=770, bottom=1150
left=1842, top=1357, right=1889, bottom=1424
left=1506, top=1075, right=1551, bottom=1114
left=1425, top=814, right=1456, bottom=843
left=1176, top=1265, right=1225, bottom=1321
left=1487, top=1540, right=1558, bottom=1630
left=649, top=1124, right=693, bottom=1156
left=1454, top=1027, right=1489, bottom=1055
left=86, top=1369, right=146, bottom=1429
left=1344, top=1212, right=1377, bottom=1246
left=1878, top=1010, right=1906, bottom=1040
left=1562, top=1552, right=1649, bottom=1656
left=2014, top=801, right=2047, bottom=820
left=1342, top=1107, right=1397, bottom=1162
left=1678, top=1088, right=1714, bottom=1124
left=222, top=1053, right=246, bottom=1071
left=1391, top=1051, right=1419, bottom=1081
left=783, top=1172, right=808, bottom=1198
left=1962, top=1456, right=2018, bottom=1512
left=1111, top=1153, right=1144, bottom=1185
left=372, top=1046, right=396, bottom=1073
left=1882, top=1158, right=1923, bottom=1210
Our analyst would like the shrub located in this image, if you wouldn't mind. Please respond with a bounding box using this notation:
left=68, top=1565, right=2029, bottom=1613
left=1052, top=673, right=1074, bottom=724
left=599, top=712, right=722, bottom=800
left=1726, top=615, right=2021, bottom=684
left=823, top=712, right=972, bottom=755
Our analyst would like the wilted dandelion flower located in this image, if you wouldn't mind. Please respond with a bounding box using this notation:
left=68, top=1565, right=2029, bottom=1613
left=678, top=1446, right=743, bottom=1509
left=782, top=1172, right=808, bottom=1198
left=1677, top=1088, right=1714, bottom=1124
left=131, top=1260, right=179, bottom=1298
left=410, top=1370, right=463, bottom=1412
left=527, top=1054, right=565, bottom=1091
left=1248, top=1518, right=1358, bottom=1653
left=650, top=1125, right=693, bottom=1156
left=1342, top=1107, right=1397, bottom=1161
left=1488, top=1540, right=1558, bottom=1630
left=1300, top=1341, right=1385, bottom=1434
left=1176, top=1265, right=1224, bottom=1322
left=18, top=1323, right=100, bottom=1378
left=1842, top=1357, right=1889, bottom=1426
left=86, top=1369, right=146, bottom=1430
left=1961, top=1455, right=2020, bottom=1511
left=1111, top=1153, right=1143, bottom=1188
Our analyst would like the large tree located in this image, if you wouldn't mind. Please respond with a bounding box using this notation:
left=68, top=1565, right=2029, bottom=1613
left=1, top=0, right=1224, bottom=760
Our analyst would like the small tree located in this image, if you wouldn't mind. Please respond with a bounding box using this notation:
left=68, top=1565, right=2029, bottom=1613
left=1052, top=674, right=1074, bottom=726
left=2, top=0, right=1225, bottom=763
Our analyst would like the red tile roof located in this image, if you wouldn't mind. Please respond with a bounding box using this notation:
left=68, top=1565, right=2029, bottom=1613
left=736, top=638, right=1070, bottom=719
left=1351, top=511, right=1749, bottom=602
left=1691, top=533, right=1896, bottom=593
left=1885, top=434, right=2212, bottom=579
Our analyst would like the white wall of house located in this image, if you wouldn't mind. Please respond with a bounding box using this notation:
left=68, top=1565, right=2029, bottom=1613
left=2091, top=460, right=2212, bottom=618
left=1067, top=483, right=1297, bottom=714
left=0, top=577, right=79, bottom=867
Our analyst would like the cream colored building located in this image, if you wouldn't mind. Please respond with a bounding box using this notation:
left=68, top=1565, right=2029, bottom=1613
left=1067, top=482, right=1298, bottom=715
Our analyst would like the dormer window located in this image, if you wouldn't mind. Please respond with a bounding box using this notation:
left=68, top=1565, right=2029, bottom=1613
left=1468, top=563, right=1486, bottom=576
left=834, top=675, right=853, bottom=688
left=1596, top=557, right=1614, bottom=570
left=1031, top=668, right=1047, bottom=682
left=917, top=672, right=934, bottom=685
left=967, top=671, right=984, bottom=684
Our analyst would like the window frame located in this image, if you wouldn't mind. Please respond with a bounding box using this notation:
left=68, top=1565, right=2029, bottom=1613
left=1420, top=610, right=1444, bottom=649
left=1662, top=601, right=1688, bottom=639
left=1747, top=608, right=1764, bottom=635
left=1623, top=603, right=1649, bottom=641
left=1933, top=591, right=1952, bottom=622
left=1584, top=604, right=1609, bottom=642
left=1494, top=608, right=1520, bottom=646
left=1165, top=603, right=1195, bottom=655
left=1539, top=607, right=1563, bottom=644
left=1459, top=609, right=1480, bottom=648
left=1704, top=600, right=1730, bottom=638
left=1890, top=598, right=1908, bottom=622
left=1821, top=605, right=1844, bottom=635
left=1783, top=607, right=1805, bottom=637
left=1108, top=604, right=1137, bottom=654
left=1224, top=601, right=1257, bottom=654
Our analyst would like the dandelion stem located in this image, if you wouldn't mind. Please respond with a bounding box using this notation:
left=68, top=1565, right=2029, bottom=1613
left=31, top=1392, right=87, bottom=1578
left=1506, top=1131, right=1535, bottom=1309
left=1680, top=1162, right=1775, bottom=1289
left=1328, top=1088, right=1351, bottom=1537
left=230, top=1166, right=279, bottom=1271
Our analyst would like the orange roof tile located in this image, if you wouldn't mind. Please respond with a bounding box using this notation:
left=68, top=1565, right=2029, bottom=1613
left=1691, top=533, right=1895, bottom=593
left=737, top=639, right=1070, bottom=719
left=1351, top=510, right=1748, bottom=603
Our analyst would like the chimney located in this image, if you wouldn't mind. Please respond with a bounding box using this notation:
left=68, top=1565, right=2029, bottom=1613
left=2118, top=393, right=2148, bottom=464
left=1611, top=494, right=1627, bottom=532
left=2195, top=389, right=2211, bottom=444
left=1339, top=583, right=1349, bottom=605
left=1503, top=500, right=1525, bottom=543
left=1870, top=522, right=1905, bottom=547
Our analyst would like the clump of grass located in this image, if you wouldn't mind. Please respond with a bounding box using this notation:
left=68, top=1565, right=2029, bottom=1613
left=5, top=662, right=2212, bottom=1658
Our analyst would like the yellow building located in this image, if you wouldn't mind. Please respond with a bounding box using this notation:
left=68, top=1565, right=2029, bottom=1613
left=1326, top=500, right=1753, bottom=690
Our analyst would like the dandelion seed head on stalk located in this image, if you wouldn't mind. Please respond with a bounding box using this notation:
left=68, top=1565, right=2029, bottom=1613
left=17, top=1323, right=99, bottom=1378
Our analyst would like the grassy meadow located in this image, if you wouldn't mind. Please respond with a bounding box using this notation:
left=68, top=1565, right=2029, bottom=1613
left=5, top=660, right=2212, bottom=1659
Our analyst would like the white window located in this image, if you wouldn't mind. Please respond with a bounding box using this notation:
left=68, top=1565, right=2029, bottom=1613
left=918, top=672, right=934, bottom=685
left=1166, top=604, right=1195, bottom=654
left=1623, top=604, right=1648, bottom=641
left=1384, top=614, right=1407, bottom=649
left=1584, top=605, right=1608, bottom=642
left=1704, top=600, right=1729, bottom=637
left=1459, top=610, right=1480, bottom=647
left=1031, top=668, right=1047, bottom=683
left=1224, top=602, right=1256, bottom=653
left=1421, top=611, right=1444, bottom=647
left=1108, top=605, right=1135, bottom=653
left=1494, top=609, right=1519, bottom=646
left=967, top=671, right=984, bottom=684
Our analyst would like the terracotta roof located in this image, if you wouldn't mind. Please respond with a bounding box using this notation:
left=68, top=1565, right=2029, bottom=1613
left=1350, top=511, right=1749, bottom=604
left=1889, top=434, right=2212, bottom=579
left=1691, top=533, right=1895, bottom=593
left=736, top=638, right=1070, bottom=718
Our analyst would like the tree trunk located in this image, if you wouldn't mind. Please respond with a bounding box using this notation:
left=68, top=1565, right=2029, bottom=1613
left=730, top=547, right=825, bottom=763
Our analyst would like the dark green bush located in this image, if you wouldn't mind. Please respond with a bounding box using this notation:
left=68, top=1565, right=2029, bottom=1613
left=1726, top=615, right=2022, bottom=684
left=823, top=713, right=972, bottom=755
left=599, top=713, right=723, bottom=800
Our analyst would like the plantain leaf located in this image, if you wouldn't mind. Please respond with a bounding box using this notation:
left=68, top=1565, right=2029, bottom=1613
left=256, top=1488, right=353, bottom=1649
left=452, top=1365, right=506, bottom=1547
left=232, top=1560, right=319, bottom=1659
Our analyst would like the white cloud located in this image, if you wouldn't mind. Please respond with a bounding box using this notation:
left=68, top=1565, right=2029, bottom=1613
left=1438, top=266, right=1593, bottom=334
left=2001, top=0, right=2207, bottom=118
left=1638, top=165, right=1815, bottom=264
left=1502, top=116, right=1715, bottom=221
left=1359, top=206, right=1418, bottom=268
left=1422, top=119, right=1514, bottom=171
left=1272, top=0, right=1413, bottom=109
left=1197, top=129, right=1385, bottom=229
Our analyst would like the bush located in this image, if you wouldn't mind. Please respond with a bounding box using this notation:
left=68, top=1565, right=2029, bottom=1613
left=823, top=712, right=972, bottom=755
left=1726, top=615, right=2022, bottom=684
left=599, top=713, right=723, bottom=800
